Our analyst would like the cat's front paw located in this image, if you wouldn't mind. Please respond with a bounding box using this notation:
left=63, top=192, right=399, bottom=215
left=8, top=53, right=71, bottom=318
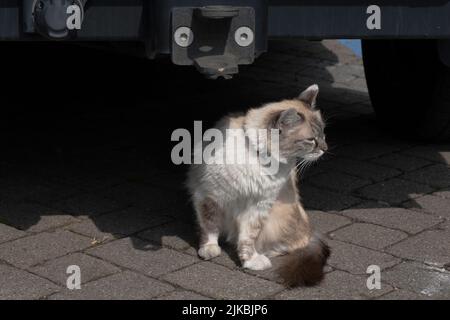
left=198, top=244, right=222, bottom=260
left=243, top=254, right=272, bottom=271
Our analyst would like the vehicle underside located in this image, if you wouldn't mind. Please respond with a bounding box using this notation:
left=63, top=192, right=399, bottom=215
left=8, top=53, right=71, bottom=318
left=2, top=0, right=450, bottom=139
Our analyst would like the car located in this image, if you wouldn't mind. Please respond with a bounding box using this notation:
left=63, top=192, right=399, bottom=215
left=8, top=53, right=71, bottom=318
left=1, top=0, right=450, bottom=140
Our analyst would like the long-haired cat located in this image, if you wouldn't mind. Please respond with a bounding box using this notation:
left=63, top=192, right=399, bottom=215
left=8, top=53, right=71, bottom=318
left=187, top=85, right=330, bottom=287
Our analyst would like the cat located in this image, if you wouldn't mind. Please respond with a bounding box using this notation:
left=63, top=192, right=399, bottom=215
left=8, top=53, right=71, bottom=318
left=187, top=84, right=330, bottom=287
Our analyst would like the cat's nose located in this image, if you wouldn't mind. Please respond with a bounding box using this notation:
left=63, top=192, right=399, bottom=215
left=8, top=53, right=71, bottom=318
left=317, top=139, right=328, bottom=152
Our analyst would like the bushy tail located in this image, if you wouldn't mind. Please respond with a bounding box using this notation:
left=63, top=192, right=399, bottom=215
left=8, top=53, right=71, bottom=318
left=277, top=233, right=330, bottom=287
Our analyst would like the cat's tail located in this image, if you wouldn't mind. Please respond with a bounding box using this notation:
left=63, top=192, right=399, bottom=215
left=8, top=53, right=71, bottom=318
left=277, top=232, right=330, bottom=287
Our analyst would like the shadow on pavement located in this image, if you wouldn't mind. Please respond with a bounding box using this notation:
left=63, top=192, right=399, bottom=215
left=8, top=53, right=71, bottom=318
left=0, top=40, right=447, bottom=260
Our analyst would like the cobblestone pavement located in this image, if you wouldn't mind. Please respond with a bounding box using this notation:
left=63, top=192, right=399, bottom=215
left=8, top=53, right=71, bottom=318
left=0, top=40, right=449, bottom=300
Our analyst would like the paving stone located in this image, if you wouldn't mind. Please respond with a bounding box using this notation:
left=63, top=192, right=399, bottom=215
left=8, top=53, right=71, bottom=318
left=404, top=195, right=450, bottom=218
left=377, top=289, right=431, bottom=300
left=308, top=172, right=371, bottom=192
left=300, top=184, right=361, bottom=211
left=308, top=210, right=352, bottom=234
left=51, top=193, right=122, bottom=218
left=0, top=230, right=92, bottom=268
left=402, top=145, right=450, bottom=165
left=0, top=223, right=26, bottom=243
left=0, top=176, right=81, bottom=204
left=387, top=230, right=450, bottom=267
left=100, top=182, right=190, bottom=213
left=371, top=153, right=432, bottom=172
left=401, top=164, right=450, bottom=189
left=433, top=188, right=450, bottom=199
left=137, top=221, right=197, bottom=252
left=358, top=178, right=433, bottom=205
left=156, top=290, right=211, bottom=300
left=334, top=142, right=403, bottom=160
left=0, top=201, right=78, bottom=232
left=208, top=243, right=241, bottom=270
left=1, top=40, right=447, bottom=301
left=49, top=271, right=174, bottom=300
left=328, top=240, right=401, bottom=275
left=30, top=253, right=121, bottom=286
left=163, top=262, right=283, bottom=300
left=275, top=270, right=392, bottom=300
left=68, top=207, right=172, bottom=241
left=87, top=237, right=197, bottom=277
left=383, top=262, right=450, bottom=299
left=319, top=157, right=401, bottom=182
left=342, top=204, right=442, bottom=234
left=0, top=264, right=59, bottom=300
left=331, top=223, right=408, bottom=250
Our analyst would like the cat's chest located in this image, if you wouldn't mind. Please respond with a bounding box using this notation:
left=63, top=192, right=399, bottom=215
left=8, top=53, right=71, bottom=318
left=233, top=166, right=287, bottom=200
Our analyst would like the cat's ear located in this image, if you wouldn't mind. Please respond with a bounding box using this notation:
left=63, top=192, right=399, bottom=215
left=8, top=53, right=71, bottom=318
left=299, top=84, right=319, bottom=108
left=277, top=108, right=303, bottom=130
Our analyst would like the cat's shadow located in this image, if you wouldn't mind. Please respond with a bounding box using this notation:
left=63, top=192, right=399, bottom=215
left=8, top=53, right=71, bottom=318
left=0, top=39, right=447, bottom=271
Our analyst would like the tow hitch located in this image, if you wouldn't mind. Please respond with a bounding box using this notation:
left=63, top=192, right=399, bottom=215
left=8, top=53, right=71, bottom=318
left=171, top=5, right=257, bottom=79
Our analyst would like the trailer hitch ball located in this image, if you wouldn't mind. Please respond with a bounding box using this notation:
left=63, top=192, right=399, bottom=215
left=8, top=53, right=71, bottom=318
left=33, top=0, right=84, bottom=39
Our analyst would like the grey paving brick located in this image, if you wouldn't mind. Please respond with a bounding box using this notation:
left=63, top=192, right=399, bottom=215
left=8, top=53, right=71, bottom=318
left=100, top=182, right=190, bottom=212
left=334, top=142, right=403, bottom=160
left=342, top=204, right=443, bottom=234
left=371, top=153, right=432, bottom=172
left=308, top=172, right=371, bottom=192
left=330, top=223, right=408, bottom=250
left=137, top=221, right=197, bottom=252
left=377, top=289, right=431, bottom=300
left=401, top=164, right=450, bottom=189
left=163, top=262, right=283, bottom=300
left=404, top=195, right=450, bottom=218
left=0, top=223, right=26, bottom=244
left=387, top=230, right=450, bottom=267
left=68, top=207, right=172, bottom=241
left=308, top=210, right=352, bottom=234
left=87, top=237, right=197, bottom=277
left=383, top=262, right=450, bottom=299
left=433, top=188, right=450, bottom=199
left=319, top=157, right=401, bottom=182
left=358, top=178, right=433, bottom=205
left=156, top=290, right=211, bottom=300
left=328, top=240, right=401, bottom=275
left=0, top=176, right=80, bottom=204
left=300, top=184, right=361, bottom=211
left=49, top=271, right=174, bottom=300
left=30, top=253, right=120, bottom=286
left=0, top=201, right=78, bottom=232
left=275, top=270, right=392, bottom=300
left=0, top=230, right=92, bottom=268
left=0, top=264, right=59, bottom=300
left=402, top=145, right=450, bottom=165
left=51, top=193, right=122, bottom=218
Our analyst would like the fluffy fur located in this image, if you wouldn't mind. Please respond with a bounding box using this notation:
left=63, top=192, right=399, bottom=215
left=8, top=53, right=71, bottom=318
left=187, top=85, right=330, bottom=287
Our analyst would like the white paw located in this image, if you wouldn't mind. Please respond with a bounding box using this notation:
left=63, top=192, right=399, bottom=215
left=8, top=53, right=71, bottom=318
left=198, top=244, right=221, bottom=260
left=243, top=254, right=272, bottom=271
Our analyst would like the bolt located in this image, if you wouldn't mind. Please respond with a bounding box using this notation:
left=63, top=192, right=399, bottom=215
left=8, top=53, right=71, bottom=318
left=174, top=27, right=194, bottom=47
left=234, top=27, right=254, bottom=47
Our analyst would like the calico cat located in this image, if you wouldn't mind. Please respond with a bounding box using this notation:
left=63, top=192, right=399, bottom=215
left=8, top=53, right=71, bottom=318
left=187, top=85, right=330, bottom=287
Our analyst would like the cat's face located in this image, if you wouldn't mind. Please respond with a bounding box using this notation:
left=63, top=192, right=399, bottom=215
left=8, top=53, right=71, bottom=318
left=274, top=85, right=327, bottom=162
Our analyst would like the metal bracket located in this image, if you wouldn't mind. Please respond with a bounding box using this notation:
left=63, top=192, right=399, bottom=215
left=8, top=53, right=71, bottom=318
left=171, top=6, right=255, bottom=79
